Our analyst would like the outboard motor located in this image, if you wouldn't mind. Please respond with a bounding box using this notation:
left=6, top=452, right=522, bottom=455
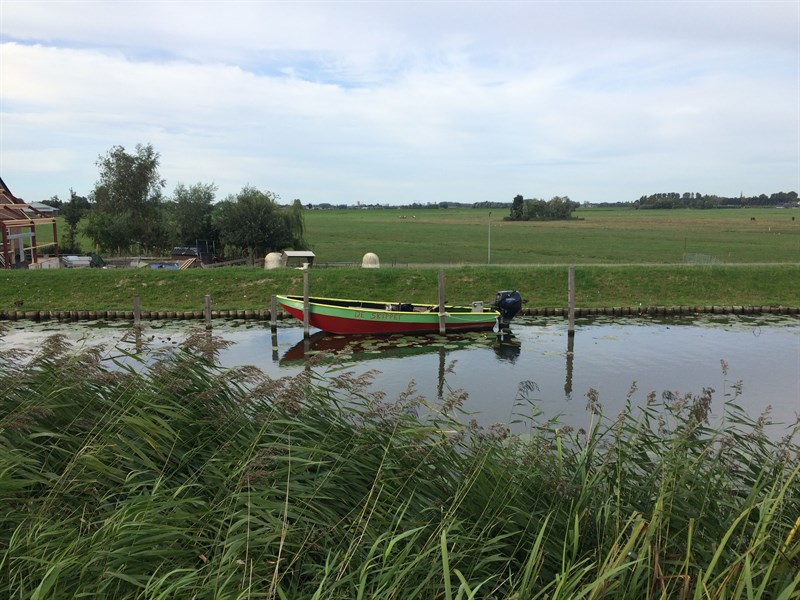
left=492, top=290, right=522, bottom=329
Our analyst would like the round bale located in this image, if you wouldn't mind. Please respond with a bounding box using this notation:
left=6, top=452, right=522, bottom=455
left=264, top=252, right=283, bottom=269
left=362, top=252, right=380, bottom=268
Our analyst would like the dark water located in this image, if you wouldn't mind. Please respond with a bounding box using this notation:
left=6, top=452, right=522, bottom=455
left=2, top=314, right=798, bottom=434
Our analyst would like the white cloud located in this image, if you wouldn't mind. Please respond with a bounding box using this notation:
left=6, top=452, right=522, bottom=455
left=1, top=1, right=797, bottom=204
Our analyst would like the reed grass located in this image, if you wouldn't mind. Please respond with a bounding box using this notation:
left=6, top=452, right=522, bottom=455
left=1, top=330, right=798, bottom=598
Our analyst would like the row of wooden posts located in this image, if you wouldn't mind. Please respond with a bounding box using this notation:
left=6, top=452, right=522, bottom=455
left=6, top=266, right=796, bottom=326
left=131, top=269, right=577, bottom=338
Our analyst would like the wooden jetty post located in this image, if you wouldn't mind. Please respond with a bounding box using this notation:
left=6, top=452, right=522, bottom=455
left=567, top=266, right=576, bottom=337
left=303, top=271, right=310, bottom=338
left=133, top=295, right=141, bottom=326
left=270, top=294, right=279, bottom=360
left=204, top=294, right=212, bottom=329
left=438, top=269, right=446, bottom=335
left=270, top=295, right=278, bottom=332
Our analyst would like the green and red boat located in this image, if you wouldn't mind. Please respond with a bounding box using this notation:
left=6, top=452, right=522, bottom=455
left=275, top=291, right=521, bottom=335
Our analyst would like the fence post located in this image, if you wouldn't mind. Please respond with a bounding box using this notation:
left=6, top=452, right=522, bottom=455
left=204, top=294, right=212, bottom=329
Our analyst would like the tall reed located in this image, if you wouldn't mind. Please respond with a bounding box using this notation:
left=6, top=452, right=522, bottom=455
left=1, top=329, right=798, bottom=598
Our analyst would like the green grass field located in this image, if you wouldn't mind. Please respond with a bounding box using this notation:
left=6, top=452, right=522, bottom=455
left=302, top=207, right=800, bottom=265
left=9, top=207, right=799, bottom=312
left=39, top=206, right=800, bottom=265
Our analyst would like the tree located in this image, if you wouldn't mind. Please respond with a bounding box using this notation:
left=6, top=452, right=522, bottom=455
left=510, top=195, right=524, bottom=220
left=524, top=198, right=547, bottom=220
left=213, top=186, right=307, bottom=265
left=171, top=182, right=218, bottom=246
left=60, top=189, right=90, bottom=253
left=545, top=196, right=577, bottom=219
left=84, top=143, right=165, bottom=254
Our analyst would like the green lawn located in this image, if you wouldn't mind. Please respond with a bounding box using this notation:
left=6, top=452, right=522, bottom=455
left=303, top=207, right=800, bottom=265
left=33, top=207, right=800, bottom=265
left=9, top=207, right=799, bottom=312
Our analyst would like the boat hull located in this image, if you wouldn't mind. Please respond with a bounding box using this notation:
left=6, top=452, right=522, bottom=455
left=276, top=295, right=498, bottom=335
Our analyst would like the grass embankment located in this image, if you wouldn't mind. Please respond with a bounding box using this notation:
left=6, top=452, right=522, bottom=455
left=2, top=265, right=800, bottom=313
left=1, top=337, right=798, bottom=598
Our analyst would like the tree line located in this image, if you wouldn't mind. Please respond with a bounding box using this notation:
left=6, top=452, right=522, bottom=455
left=634, top=191, right=799, bottom=209
left=506, top=194, right=579, bottom=221
left=44, top=144, right=307, bottom=263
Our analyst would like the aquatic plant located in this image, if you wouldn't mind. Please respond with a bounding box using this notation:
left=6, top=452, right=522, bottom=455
left=0, top=331, right=798, bottom=598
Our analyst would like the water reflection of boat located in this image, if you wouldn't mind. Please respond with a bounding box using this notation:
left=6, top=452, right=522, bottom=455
left=280, top=330, right=494, bottom=364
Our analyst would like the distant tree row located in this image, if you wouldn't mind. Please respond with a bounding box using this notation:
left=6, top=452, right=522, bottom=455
left=506, top=194, right=579, bottom=221
left=634, top=191, right=798, bottom=209
left=47, top=144, right=307, bottom=262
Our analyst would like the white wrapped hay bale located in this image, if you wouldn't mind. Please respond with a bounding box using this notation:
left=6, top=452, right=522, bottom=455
left=264, top=252, right=283, bottom=269
left=362, top=252, right=380, bottom=268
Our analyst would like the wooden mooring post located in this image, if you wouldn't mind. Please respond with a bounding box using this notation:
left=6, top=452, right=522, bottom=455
left=303, top=271, right=310, bottom=338
left=204, top=295, right=212, bottom=329
left=567, top=266, right=576, bottom=337
left=270, top=295, right=278, bottom=332
left=133, top=295, right=141, bottom=327
left=438, top=269, right=446, bottom=335
left=270, top=294, right=279, bottom=360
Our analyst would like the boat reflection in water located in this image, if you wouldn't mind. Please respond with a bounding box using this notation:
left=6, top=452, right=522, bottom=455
left=281, top=330, right=521, bottom=365
left=280, top=330, right=523, bottom=401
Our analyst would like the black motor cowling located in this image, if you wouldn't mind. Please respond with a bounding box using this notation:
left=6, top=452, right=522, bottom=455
left=492, top=290, right=522, bottom=325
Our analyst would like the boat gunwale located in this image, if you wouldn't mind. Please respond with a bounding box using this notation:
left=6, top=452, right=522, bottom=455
left=276, top=294, right=500, bottom=316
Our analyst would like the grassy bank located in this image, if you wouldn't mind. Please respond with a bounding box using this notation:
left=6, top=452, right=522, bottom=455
left=2, top=265, right=800, bottom=313
left=1, top=337, right=798, bottom=598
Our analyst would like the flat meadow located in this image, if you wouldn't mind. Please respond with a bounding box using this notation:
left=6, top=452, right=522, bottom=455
left=303, top=206, right=800, bottom=265
left=5, top=207, right=800, bottom=311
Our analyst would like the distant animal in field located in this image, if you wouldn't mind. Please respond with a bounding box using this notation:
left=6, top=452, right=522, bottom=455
left=750, top=217, right=756, bottom=221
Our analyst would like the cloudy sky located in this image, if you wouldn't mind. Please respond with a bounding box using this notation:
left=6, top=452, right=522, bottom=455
left=1, top=1, right=798, bottom=206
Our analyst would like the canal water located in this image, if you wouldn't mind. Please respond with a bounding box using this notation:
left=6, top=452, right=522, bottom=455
left=1, top=314, right=798, bottom=435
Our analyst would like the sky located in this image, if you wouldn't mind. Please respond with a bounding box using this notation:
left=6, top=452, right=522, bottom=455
left=1, top=1, right=798, bottom=206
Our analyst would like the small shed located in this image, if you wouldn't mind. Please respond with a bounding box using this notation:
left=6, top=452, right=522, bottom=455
left=0, top=176, right=59, bottom=269
left=282, top=250, right=315, bottom=269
